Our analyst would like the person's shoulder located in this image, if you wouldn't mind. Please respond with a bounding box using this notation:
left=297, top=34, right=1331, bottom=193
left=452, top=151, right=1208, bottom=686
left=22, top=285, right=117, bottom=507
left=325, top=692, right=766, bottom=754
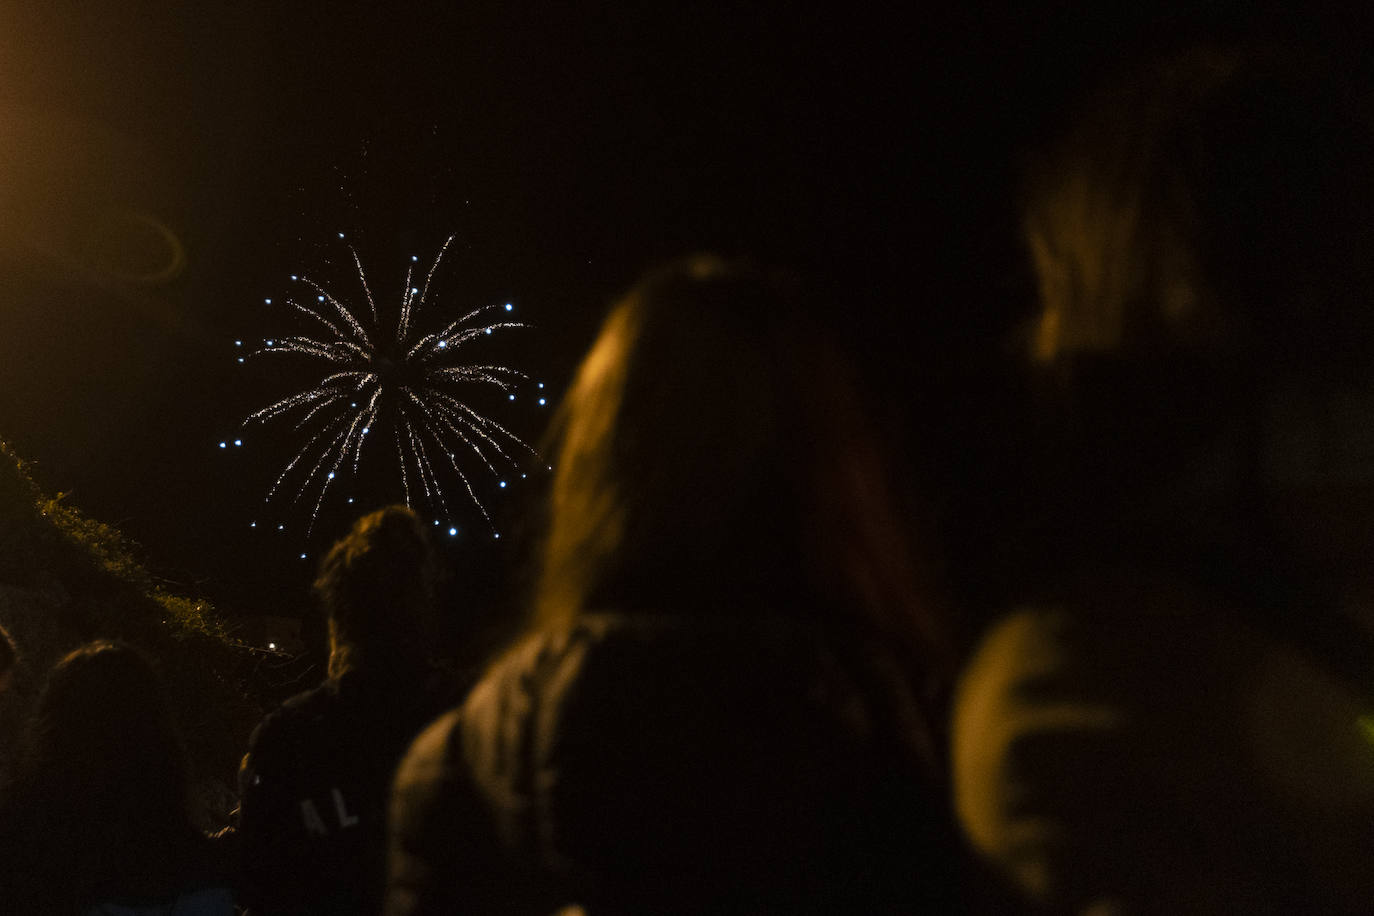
left=395, top=707, right=464, bottom=787
left=243, top=679, right=339, bottom=764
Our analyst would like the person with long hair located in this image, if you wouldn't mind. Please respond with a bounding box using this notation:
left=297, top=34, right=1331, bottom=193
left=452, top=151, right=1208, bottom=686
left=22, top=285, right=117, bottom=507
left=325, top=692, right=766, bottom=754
left=386, top=257, right=959, bottom=914
left=0, top=640, right=233, bottom=913
left=951, top=46, right=1374, bottom=914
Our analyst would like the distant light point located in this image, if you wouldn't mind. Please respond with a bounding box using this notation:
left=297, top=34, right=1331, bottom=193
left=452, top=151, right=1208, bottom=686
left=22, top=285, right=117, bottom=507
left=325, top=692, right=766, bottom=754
left=437, top=340, right=447, bottom=348
left=250, top=522, right=256, bottom=528
left=234, top=439, right=242, bottom=446
left=237, top=358, right=244, bottom=364
left=235, top=340, right=243, bottom=347
left=219, top=442, right=226, bottom=449
left=538, top=398, right=546, bottom=406
left=317, top=295, right=325, bottom=302
left=300, top=553, right=307, bottom=559
left=327, top=472, right=335, bottom=479
left=508, top=394, right=515, bottom=400
left=278, top=524, right=284, bottom=531
left=537, top=382, right=544, bottom=388
left=268, top=642, right=276, bottom=650
left=499, top=481, right=507, bottom=488
left=494, top=532, right=501, bottom=539
left=485, top=328, right=492, bottom=335
left=448, top=527, right=457, bottom=536
left=338, top=232, right=345, bottom=239
left=264, top=298, right=272, bottom=304
left=505, top=303, right=513, bottom=312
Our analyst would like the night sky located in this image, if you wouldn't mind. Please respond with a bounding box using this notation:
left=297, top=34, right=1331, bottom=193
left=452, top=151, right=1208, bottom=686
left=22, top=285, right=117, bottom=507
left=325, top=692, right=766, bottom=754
left=0, top=2, right=1350, bottom=621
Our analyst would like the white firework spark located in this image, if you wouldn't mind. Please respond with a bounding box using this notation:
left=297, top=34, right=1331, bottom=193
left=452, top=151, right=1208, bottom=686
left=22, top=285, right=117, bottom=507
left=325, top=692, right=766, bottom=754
left=242, top=235, right=538, bottom=534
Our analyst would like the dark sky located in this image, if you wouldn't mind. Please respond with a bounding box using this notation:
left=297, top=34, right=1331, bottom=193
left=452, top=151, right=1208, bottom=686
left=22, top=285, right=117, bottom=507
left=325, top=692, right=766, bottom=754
left=0, top=2, right=1347, bottom=619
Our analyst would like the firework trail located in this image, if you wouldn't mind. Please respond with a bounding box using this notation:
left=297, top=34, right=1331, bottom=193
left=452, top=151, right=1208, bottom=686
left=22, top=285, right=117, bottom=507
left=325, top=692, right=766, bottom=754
left=237, top=235, right=541, bottom=535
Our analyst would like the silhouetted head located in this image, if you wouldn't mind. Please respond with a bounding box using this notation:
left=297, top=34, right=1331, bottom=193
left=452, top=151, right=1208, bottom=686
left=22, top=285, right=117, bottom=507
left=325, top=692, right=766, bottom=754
left=1026, top=47, right=1374, bottom=377
left=537, top=256, right=950, bottom=693
left=19, top=640, right=187, bottom=825
left=315, top=504, right=439, bottom=678
left=1020, top=47, right=1374, bottom=572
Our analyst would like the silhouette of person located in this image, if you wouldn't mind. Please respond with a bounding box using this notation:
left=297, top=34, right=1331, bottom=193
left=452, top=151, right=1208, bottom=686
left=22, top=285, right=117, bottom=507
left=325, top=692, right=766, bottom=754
left=386, top=257, right=959, bottom=915
left=0, top=640, right=234, bottom=913
left=238, top=506, right=457, bottom=916
left=952, top=45, right=1374, bottom=914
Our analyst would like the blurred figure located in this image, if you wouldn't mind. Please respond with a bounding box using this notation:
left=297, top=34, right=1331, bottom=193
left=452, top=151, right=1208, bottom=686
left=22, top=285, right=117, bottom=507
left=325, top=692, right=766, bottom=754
left=238, top=506, right=455, bottom=916
left=952, top=46, right=1374, bottom=914
left=0, top=640, right=233, bottom=913
left=386, top=257, right=959, bottom=915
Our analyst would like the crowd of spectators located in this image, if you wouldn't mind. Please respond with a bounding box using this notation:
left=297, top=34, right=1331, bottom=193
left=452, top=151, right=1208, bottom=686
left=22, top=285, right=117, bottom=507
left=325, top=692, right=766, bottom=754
left=2, top=37, right=1373, bottom=915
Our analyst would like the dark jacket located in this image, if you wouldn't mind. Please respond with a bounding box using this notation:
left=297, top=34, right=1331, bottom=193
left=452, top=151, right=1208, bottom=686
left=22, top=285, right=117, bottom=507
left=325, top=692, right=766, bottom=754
left=386, top=612, right=957, bottom=915
left=238, top=667, right=454, bottom=915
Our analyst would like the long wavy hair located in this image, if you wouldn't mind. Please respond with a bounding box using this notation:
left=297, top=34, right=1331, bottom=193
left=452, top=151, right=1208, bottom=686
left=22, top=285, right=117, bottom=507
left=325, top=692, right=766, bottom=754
left=533, top=257, right=952, bottom=737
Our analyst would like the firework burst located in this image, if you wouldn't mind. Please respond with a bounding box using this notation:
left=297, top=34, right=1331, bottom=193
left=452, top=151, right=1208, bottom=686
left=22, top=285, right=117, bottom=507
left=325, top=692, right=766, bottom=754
left=240, top=235, right=539, bottom=535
